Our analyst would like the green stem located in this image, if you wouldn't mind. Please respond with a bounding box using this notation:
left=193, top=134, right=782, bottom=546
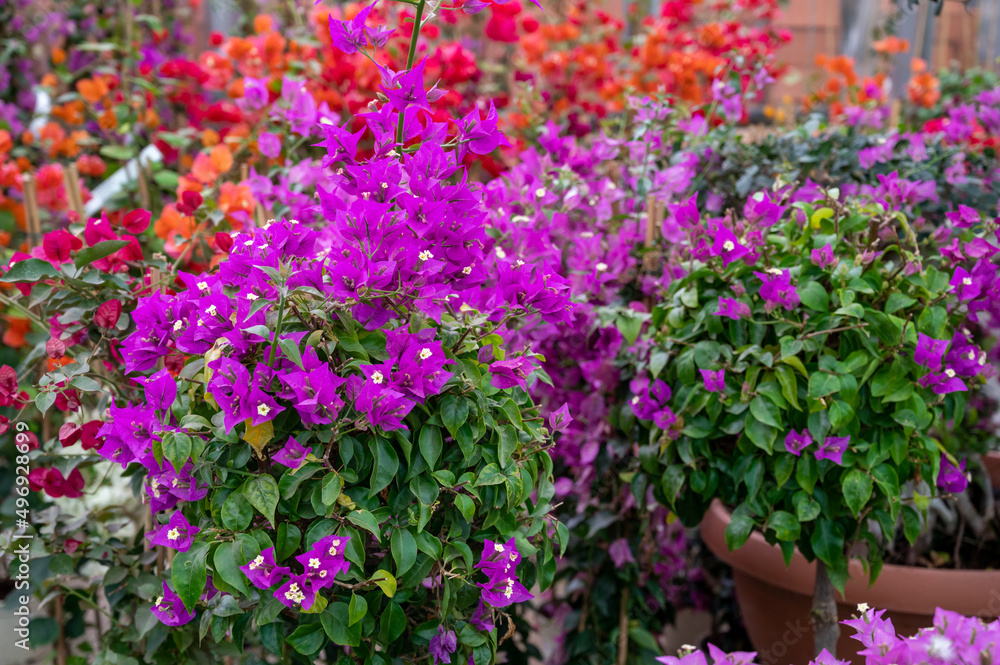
left=269, top=291, right=287, bottom=366
left=395, top=0, right=426, bottom=148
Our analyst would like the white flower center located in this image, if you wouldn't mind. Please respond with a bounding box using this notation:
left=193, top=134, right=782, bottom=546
left=495, top=247, right=507, bottom=259
left=167, top=528, right=181, bottom=541
left=462, top=265, right=472, bottom=275
left=173, top=321, right=183, bottom=332
left=196, top=281, right=209, bottom=292
left=596, top=262, right=609, bottom=272
left=535, top=188, right=547, bottom=197
left=419, top=348, right=432, bottom=360
left=945, top=368, right=956, bottom=378
left=723, top=240, right=735, bottom=251
left=207, top=305, right=218, bottom=317
left=249, top=555, right=264, bottom=570
left=963, top=277, right=973, bottom=286
left=257, top=403, right=271, bottom=416
left=419, top=250, right=433, bottom=261
left=247, top=293, right=258, bottom=301
left=371, top=371, right=384, bottom=385
left=309, top=558, right=321, bottom=569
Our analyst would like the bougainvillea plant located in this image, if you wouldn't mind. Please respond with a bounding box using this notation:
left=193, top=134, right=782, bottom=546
left=642, top=187, right=994, bottom=656
left=85, top=1, right=574, bottom=662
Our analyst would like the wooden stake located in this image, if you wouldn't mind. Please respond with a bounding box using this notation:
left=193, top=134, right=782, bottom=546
left=136, top=164, right=151, bottom=210
left=63, top=163, right=86, bottom=221
left=22, top=173, right=42, bottom=249
left=54, top=595, right=68, bottom=665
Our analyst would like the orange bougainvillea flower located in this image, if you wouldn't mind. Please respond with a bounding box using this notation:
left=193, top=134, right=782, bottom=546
left=41, top=73, right=57, bottom=88
left=190, top=153, right=219, bottom=184
left=98, top=108, right=118, bottom=131
left=210, top=144, right=234, bottom=174
left=218, top=182, right=253, bottom=230
left=0, top=130, right=11, bottom=155
left=2, top=316, right=31, bottom=349
left=202, top=128, right=221, bottom=147
left=154, top=204, right=198, bottom=240
left=51, top=46, right=66, bottom=65
left=76, top=78, right=109, bottom=104
left=254, top=14, right=273, bottom=34
left=873, top=36, right=909, bottom=55
left=47, top=356, right=75, bottom=371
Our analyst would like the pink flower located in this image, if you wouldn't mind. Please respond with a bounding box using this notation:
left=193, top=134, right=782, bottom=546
left=700, top=369, right=725, bottom=392
left=811, top=243, right=837, bottom=269
left=258, top=132, right=281, bottom=159
left=784, top=429, right=812, bottom=456
left=815, top=436, right=850, bottom=465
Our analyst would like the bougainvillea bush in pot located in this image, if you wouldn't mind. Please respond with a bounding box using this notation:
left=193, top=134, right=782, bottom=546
left=639, top=186, right=1000, bottom=662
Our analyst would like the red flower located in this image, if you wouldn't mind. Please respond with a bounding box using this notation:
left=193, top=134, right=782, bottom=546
left=29, top=468, right=85, bottom=498
left=42, top=229, right=82, bottom=263
left=123, top=209, right=152, bottom=234
left=46, top=337, right=66, bottom=359
left=215, top=231, right=234, bottom=253
left=95, top=299, right=122, bottom=329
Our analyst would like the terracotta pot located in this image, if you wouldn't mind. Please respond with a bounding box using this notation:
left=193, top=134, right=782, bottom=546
left=700, top=500, right=1000, bottom=665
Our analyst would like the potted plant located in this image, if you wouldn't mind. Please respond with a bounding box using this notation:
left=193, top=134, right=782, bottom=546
left=637, top=185, right=1000, bottom=662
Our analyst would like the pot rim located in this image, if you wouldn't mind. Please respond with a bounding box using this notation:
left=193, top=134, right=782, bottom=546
left=700, top=499, right=1000, bottom=616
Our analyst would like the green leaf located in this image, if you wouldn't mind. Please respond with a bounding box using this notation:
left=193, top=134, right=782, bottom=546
left=161, top=431, right=192, bottom=473
left=827, top=400, right=855, bottom=430
left=35, top=392, right=56, bottom=416
left=724, top=504, right=754, bottom=551
left=498, top=424, right=518, bottom=467
left=321, top=472, right=344, bottom=507
left=369, top=437, right=398, bottom=498
left=370, top=570, right=397, bottom=598
left=441, top=394, right=469, bottom=438
left=834, top=303, right=865, bottom=319
left=348, top=594, right=367, bottom=626
left=793, top=491, right=821, bottom=521
left=277, top=337, right=304, bottom=369
left=378, top=602, right=407, bottom=643
left=775, top=366, right=801, bottom=410
left=418, top=425, right=443, bottom=470
left=346, top=509, right=381, bottom=542
left=275, top=522, right=301, bottom=562
left=99, top=144, right=138, bottom=160
left=842, top=469, right=873, bottom=518
left=767, top=511, right=800, bottom=541
left=1, top=258, right=58, bottom=283
left=798, top=282, right=829, bottom=312
left=749, top=396, right=781, bottom=428
left=221, top=491, right=253, bottom=532
left=809, top=519, right=844, bottom=568
left=901, top=505, right=921, bottom=544
left=872, top=464, right=900, bottom=501
left=390, top=528, right=417, bottom=577
left=73, top=240, right=130, bottom=268
left=500, top=398, right=524, bottom=430
left=885, top=293, right=917, bottom=315
left=213, top=542, right=249, bottom=596
left=808, top=372, right=840, bottom=399
left=242, top=475, right=280, bottom=527
left=472, top=463, right=505, bottom=486
left=286, top=623, right=326, bottom=654
left=454, top=493, right=475, bottom=522
left=744, top=413, right=776, bottom=454
left=171, top=541, right=209, bottom=611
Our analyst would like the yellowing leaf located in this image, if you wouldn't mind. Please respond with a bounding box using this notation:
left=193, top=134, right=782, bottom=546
left=369, top=570, right=396, bottom=598
left=243, top=418, right=273, bottom=458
